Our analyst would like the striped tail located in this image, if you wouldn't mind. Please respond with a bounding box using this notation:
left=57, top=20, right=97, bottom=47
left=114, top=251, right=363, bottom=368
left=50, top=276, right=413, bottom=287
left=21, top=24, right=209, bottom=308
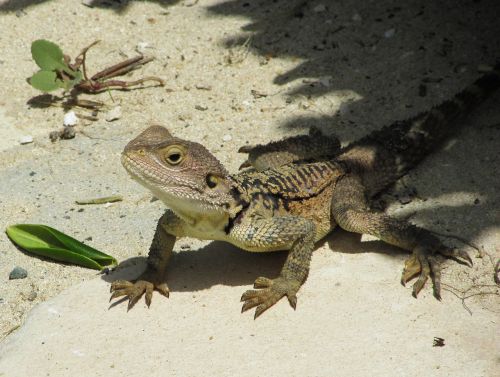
left=339, top=63, right=500, bottom=196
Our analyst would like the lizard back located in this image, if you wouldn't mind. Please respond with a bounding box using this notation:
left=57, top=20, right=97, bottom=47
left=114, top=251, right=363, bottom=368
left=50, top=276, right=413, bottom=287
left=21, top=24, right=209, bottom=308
left=338, top=64, right=500, bottom=196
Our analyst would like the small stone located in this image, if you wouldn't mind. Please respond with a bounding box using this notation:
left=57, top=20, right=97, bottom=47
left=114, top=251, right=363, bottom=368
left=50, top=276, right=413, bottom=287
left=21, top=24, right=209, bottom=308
left=477, top=64, right=493, bottom=73
left=9, top=267, right=28, bottom=280
left=81, top=0, right=94, bottom=7
left=26, top=291, right=38, bottom=301
left=49, top=131, right=60, bottom=142
left=352, top=13, right=362, bottom=22
left=398, top=195, right=412, bottom=205
left=454, top=64, right=468, bottom=74
left=195, top=104, right=208, bottom=111
left=313, top=4, right=326, bottom=13
left=222, top=134, right=232, bottom=142
left=19, top=135, right=33, bottom=145
left=63, top=111, right=78, bottom=126
left=105, top=106, right=122, bottom=122
left=251, top=89, right=268, bottom=98
left=195, top=84, right=212, bottom=91
left=183, top=0, right=199, bottom=6
left=319, top=76, right=332, bottom=87
left=60, top=127, right=76, bottom=140
left=136, top=42, right=150, bottom=54
left=384, top=28, right=396, bottom=38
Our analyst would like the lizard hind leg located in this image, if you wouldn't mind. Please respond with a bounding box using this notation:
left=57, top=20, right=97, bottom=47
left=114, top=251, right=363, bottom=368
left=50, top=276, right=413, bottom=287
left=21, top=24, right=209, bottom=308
left=331, top=174, right=471, bottom=300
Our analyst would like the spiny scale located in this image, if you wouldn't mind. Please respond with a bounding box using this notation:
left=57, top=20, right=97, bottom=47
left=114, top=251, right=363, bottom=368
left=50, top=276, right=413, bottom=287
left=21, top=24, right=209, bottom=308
left=235, top=160, right=344, bottom=199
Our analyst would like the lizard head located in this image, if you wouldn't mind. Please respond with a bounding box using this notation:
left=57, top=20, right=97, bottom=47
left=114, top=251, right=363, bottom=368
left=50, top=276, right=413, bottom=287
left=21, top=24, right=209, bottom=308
left=122, top=125, right=234, bottom=217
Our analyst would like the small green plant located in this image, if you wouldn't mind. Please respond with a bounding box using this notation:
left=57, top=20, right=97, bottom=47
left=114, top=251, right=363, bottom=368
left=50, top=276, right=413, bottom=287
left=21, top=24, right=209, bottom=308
left=6, top=224, right=117, bottom=270
left=29, top=40, right=83, bottom=92
left=28, top=39, right=164, bottom=94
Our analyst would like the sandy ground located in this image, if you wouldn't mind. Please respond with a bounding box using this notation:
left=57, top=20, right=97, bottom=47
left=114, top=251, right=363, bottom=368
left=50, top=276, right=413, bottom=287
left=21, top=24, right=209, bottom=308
left=0, top=0, right=499, bottom=376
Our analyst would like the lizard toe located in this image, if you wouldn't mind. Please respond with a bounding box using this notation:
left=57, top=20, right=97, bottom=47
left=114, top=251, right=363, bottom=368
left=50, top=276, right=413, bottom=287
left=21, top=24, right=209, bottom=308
left=401, top=254, right=421, bottom=286
left=241, top=276, right=300, bottom=319
left=254, top=276, right=273, bottom=288
left=439, top=247, right=472, bottom=266
left=110, top=280, right=133, bottom=292
left=109, top=273, right=169, bottom=310
left=403, top=246, right=442, bottom=299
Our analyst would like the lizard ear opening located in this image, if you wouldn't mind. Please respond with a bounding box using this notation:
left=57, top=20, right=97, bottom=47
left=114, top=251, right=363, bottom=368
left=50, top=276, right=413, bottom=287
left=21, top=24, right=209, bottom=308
left=206, top=174, right=218, bottom=188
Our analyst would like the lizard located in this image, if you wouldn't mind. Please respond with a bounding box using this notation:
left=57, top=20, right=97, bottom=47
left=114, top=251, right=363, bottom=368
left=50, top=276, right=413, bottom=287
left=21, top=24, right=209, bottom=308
left=110, top=64, right=500, bottom=318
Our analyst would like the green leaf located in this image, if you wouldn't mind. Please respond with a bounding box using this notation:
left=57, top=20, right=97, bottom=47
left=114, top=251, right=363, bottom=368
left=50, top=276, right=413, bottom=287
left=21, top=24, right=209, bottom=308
left=31, top=40, right=66, bottom=71
left=6, top=224, right=117, bottom=270
left=29, top=70, right=61, bottom=92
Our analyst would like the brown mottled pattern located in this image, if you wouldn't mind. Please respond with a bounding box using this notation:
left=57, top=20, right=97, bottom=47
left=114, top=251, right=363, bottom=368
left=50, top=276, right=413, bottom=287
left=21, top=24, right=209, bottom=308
left=110, top=65, right=500, bottom=318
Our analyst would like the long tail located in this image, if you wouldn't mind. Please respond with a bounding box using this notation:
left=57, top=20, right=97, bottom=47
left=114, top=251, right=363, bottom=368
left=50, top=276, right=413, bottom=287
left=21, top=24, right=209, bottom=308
left=338, top=63, right=500, bottom=196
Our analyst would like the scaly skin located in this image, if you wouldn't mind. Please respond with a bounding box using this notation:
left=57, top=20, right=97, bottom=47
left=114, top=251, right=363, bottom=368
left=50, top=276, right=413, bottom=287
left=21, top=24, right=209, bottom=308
left=111, top=65, right=500, bottom=318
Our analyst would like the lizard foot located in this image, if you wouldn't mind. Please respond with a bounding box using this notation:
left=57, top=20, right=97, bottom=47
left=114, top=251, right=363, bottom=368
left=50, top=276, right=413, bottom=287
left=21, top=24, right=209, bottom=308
left=110, top=270, right=169, bottom=310
left=240, top=276, right=300, bottom=319
left=401, top=245, right=471, bottom=299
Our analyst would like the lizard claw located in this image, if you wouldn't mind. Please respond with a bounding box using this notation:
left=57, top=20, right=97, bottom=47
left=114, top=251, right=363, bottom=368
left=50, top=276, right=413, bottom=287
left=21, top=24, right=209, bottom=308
left=109, top=272, right=169, bottom=310
left=401, top=245, right=469, bottom=300
left=240, top=276, right=300, bottom=319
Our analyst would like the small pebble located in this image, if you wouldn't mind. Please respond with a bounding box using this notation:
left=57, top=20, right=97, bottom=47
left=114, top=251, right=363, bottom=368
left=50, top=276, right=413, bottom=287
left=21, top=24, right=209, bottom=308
left=60, top=126, right=76, bottom=140
left=19, top=135, right=33, bottom=145
left=81, top=0, right=94, bottom=7
left=183, top=0, right=199, bottom=6
left=9, top=266, right=28, bottom=280
left=352, top=13, right=362, bottom=22
left=477, top=64, right=493, bottom=73
left=319, top=76, right=332, bottom=87
left=384, top=28, right=396, bottom=38
left=26, top=291, right=37, bottom=301
left=398, top=195, right=412, bottom=205
left=313, top=4, right=326, bottom=12
left=136, top=42, right=150, bottom=54
left=195, top=84, right=212, bottom=91
left=63, top=111, right=78, bottom=127
left=222, top=134, right=232, bottom=142
left=49, top=131, right=60, bottom=142
left=195, top=104, right=208, bottom=111
left=105, top=106, right=122, bottom=122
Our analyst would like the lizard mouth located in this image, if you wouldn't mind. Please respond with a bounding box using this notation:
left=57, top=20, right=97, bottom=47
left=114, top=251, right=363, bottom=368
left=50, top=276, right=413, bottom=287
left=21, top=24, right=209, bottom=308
left=121, top=153, right=230, bottom=214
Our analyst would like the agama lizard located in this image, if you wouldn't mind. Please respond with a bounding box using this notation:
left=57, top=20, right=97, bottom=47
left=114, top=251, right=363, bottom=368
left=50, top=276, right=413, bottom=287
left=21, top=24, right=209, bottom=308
left=110, top=65, right=500, bottom=318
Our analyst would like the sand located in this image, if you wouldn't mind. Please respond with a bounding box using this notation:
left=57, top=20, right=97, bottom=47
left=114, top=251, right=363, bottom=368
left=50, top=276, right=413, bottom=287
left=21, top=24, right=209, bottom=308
left=0, top=0, right=499, bottom=376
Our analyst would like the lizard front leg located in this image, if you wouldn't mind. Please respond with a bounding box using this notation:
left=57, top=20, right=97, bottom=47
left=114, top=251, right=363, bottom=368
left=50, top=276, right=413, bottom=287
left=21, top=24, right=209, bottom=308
left=331, top=175, right=471, bottom=298
left=110, top=210, right=184, bottom=310
left=231, top=216, right=316, bottom=318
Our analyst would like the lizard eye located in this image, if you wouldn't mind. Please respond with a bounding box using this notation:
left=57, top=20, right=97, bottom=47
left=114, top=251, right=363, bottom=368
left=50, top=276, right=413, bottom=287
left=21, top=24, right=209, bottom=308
left=164, top=147, right=184, bottom=165
left=206, top=174, right=218, bottom=188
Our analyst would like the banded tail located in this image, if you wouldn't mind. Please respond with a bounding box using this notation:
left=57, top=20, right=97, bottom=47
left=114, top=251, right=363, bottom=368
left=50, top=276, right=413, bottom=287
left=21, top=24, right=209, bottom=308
left=339, top=63, right=500, bottom=196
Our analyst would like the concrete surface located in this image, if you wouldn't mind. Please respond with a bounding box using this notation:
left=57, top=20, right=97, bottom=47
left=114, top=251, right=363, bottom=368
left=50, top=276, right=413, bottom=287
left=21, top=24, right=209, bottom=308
left=0, top=0, right=499, bottom=376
